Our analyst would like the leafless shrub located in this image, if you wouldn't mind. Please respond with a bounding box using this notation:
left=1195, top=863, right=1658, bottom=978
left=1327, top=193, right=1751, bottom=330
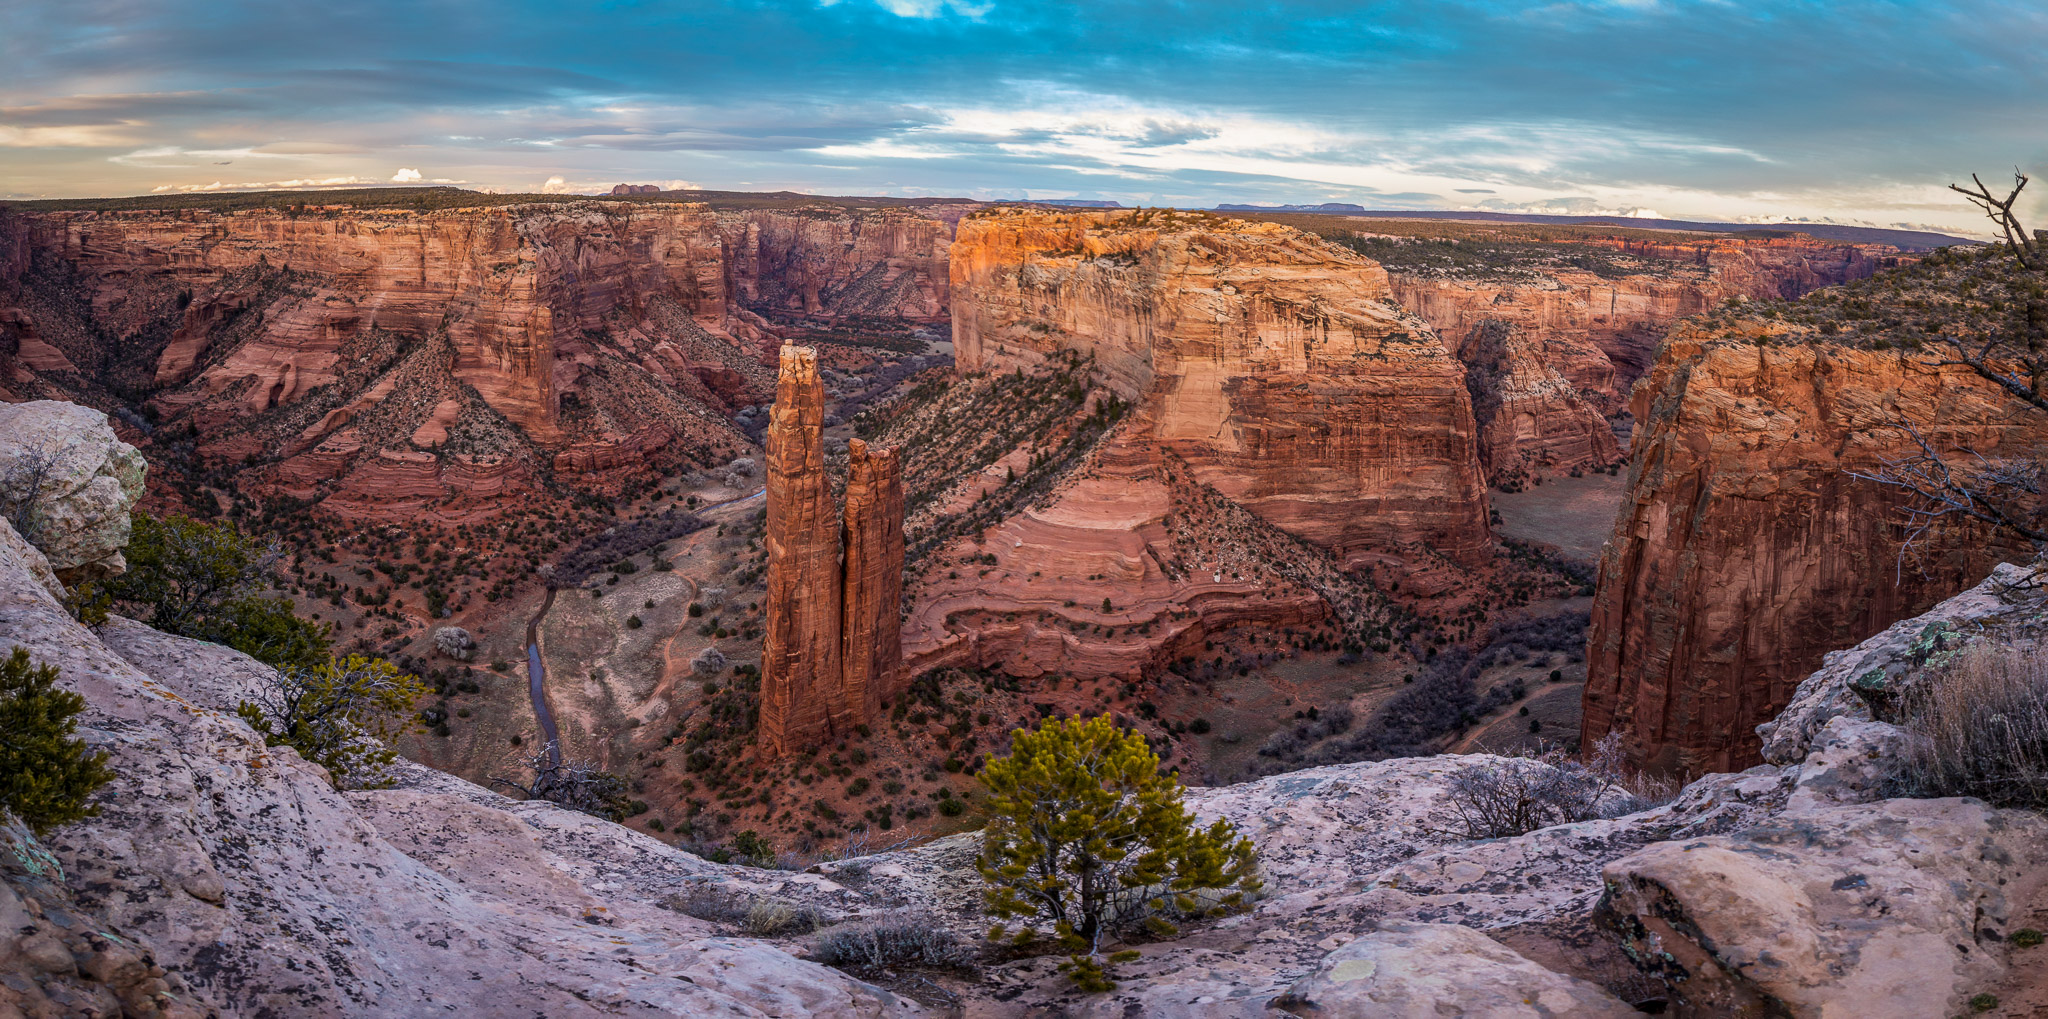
left=433, top=626, right=476, bottom=661
left=490, top=741, right=631, bottom=820
left=691, top=646, right=729, bottom=676
left=700, top=586, right=728, bottom=609
left=1900, top=640, right=2048, bottom=810
left=1430, top=733, right=1676, bottom=840
left=0, top=437, right=68, bottom=547
left=809, top=913, right=975, bottom=973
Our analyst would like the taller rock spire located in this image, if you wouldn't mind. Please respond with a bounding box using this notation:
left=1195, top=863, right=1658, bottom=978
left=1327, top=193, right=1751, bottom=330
left=761, top=345, right=845, bottom=756
left=760, top=345, right=906, bottom=757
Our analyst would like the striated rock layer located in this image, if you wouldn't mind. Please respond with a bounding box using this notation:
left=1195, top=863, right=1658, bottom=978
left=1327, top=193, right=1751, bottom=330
left=1583, top=321, right=2048, bottom=772
left=762, top=345, right=846, bottom=755
left=1385, top=238, right=1901, bottom=480
left=0, top=199, right=959, bottom=521
left=720, top=209, right=953, bottom=324
left=951, top=209, right=1491, bottom=566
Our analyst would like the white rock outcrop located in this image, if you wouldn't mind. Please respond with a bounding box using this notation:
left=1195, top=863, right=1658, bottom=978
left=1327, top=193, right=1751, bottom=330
left=0, top=400, right=146, bottom=578
left=0, top=518, right=916, bottom=1018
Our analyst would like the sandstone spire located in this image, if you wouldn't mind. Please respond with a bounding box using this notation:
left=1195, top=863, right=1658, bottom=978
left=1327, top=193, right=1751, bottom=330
left=760, top=346, right=908, bottom=757
left=841, top=439, right=905, bottom=722
left=760, top=344, right=845, bottom=756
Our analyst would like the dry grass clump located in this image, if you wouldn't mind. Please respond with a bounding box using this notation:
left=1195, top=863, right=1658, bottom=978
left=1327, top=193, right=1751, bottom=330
left=661, top=884, right=825, bottom=937
left=1902, top=640, right=2048, bottom=811
left=809, top=913, right=975, bottom=973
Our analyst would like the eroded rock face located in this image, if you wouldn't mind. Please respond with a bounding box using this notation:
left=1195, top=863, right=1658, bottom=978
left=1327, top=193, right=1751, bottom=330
left=0, top=400, right=145, bottom=578
left=841, top=438, right=906, bottom=720
left=1, top=816, right=206, bottom=1019
left=1385, top=237, right=1901, bottom=477
left=0, top=201, right=960, bottom=522
left=1583, top=322, right=2048, bottom=772
left=951, top=210, right=1491, bottom=566
left=721, top=209, right=953, bottom=323
left=0, top=516, right=913, bottom=1017
left=762, top=344, right=846, bottom=755
left=1452, top=318, right=1621, bottom=480
left=1601, top=778, right=2048, bottom=1018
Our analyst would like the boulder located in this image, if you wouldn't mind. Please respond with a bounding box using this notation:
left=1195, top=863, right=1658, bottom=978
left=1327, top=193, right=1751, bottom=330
left=1599, top=795, right=2048, bottom=1018
left=0, top=400, right=146, bottom=579
left=1273, top=921, right=1636, bottom=1017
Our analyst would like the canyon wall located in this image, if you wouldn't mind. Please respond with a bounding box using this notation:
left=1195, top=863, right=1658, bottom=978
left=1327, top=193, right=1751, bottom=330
left=951, top=209, right=1491, bottom=566
left=720, top=209, right=953, bottom=324
left=0, top=200, right=957, bottom=520
left=1385, top=238, right=1900, bottom=480
left=760, top=345, right=906, bottom=755
left=1582, top=321, right=2045, bottom=772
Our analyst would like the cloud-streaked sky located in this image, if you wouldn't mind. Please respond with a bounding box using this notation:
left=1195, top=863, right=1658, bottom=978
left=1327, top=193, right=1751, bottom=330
left=3, top=0, right=2045, bottom=231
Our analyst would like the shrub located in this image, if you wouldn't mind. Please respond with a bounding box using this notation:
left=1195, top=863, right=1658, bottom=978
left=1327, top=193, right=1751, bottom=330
left=0, top=648, right=115, bottom=834
left=434, top=627, right=477, bottom=661
left=1428, top=733, right=1675, bottom=840
left=978, top=714, right=1260, bottom=990
left=236, top=654, right=429, bottom=789
left=811, top=913, right=974, bottom=973
left=626, top=615, right=643, bottom=629
left=664, top=885, right=822, bottom=936
left=106, top=512, right=329, bottom=669
left=1900, top=640, right=2048, bottom=810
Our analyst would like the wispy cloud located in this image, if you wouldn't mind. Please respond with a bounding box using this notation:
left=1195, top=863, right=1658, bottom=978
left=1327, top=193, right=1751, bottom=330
left=0, top=0, right=2040, bottom=232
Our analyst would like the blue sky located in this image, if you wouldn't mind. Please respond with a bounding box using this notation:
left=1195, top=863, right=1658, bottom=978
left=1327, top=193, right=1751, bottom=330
left=3, top=0, right=2044, bottom=231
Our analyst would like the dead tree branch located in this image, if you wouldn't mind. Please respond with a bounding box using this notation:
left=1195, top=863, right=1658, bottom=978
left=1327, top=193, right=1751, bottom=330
left=1951, top=170, right=2039, bottom=270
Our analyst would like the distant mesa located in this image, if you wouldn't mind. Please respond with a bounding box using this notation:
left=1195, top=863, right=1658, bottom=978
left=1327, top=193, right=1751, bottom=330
left=1034, top=199, right=1123, bottom=208
left=610, top=183, right=662, bottom=195
left=1215, top=202, right=1368, bottom=214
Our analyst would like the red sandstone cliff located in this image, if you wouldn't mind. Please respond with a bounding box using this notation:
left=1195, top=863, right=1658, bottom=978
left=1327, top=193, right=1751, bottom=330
left=951, top=209, right=1491, bottom=566
left=1385, top=237, right=1902, bottom=481
left=0, top=200, right=959, bottom=520
left=1582, top=320, right=2046, bottom=772
left=720, top=209, right=952, bottom=324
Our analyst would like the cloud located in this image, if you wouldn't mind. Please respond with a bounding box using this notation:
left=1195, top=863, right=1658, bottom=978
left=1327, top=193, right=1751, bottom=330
left=0, top=0, right=2039, bottom=233
left=150, top=176, right=376, bottom=193
left=391, top=167, right=422, bottom=181
left=873, top=0, right=993, bottom=18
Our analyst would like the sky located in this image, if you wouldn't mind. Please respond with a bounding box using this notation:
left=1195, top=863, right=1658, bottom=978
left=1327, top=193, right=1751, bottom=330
left=3, top=0, right=2045, bottom=233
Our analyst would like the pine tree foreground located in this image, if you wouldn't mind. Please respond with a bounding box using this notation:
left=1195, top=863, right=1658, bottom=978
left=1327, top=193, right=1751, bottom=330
left=0, top=648, right=115, bottom=834
left=977, top=714, right=1261, bottom=990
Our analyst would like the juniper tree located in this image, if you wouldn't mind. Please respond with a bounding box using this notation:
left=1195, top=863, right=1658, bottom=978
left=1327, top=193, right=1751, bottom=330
left=0, top=648, right=115, bottom=833
left=977, top=713, right=1260, bottom=991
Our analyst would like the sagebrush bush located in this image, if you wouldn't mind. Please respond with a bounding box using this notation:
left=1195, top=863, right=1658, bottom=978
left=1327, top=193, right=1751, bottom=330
left=1901, top=641, right=2048, bottom=811
left=810, top=913, right=974, bottom=972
